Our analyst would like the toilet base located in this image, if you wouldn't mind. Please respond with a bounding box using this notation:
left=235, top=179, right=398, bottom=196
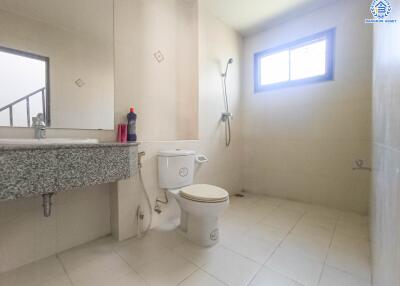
left=179, top=211, right=220, bottom=247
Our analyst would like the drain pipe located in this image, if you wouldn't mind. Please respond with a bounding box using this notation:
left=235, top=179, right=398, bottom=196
left=42, top=193, right=54, bottom=217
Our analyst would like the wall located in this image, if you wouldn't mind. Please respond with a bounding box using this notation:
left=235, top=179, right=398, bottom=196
left=0, top=185, right=112, bottom=273
left=114, top=0, right=199, bottom=141
left=111, top=0, right=243, bottom=240
left=370, top=2, right=400, bottom=285
left=0, top=0, right=243, bottom=273
left=0, top=8, right=115, bottom=130
left=242, top=0, right=372, bottom=213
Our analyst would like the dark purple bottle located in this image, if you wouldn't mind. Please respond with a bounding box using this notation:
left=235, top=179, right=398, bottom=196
left=127, top=107, right=137, bottom=142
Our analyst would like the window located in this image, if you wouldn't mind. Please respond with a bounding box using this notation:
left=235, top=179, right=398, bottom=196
left=0, top=46, right=50, bottom=127
left=254, top=28, right=335, bottom=92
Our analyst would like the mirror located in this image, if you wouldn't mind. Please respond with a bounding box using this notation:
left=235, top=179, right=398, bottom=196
left=0, top=0, right=114, bottom=130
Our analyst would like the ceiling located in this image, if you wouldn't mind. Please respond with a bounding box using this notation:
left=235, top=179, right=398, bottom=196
left=0, top=0, right=113, bottom=42
left=0, top=0, right=338, bottom=41
left=203, top=0, right=338, bottom=36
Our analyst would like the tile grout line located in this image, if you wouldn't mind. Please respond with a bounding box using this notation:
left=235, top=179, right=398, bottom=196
left=197, top=244, right=260, bottom=286
left=115, top=234, right=200, bottom=286
left=110, top=241, right=154, bottom=285
left=166, top=238, right=209, bottom=285
left=55, top=254, right=75, bottom=286
left=180, top=266, right=230, bottom=286
left=246, top=207, right=308, bottom=286
left=210, top=198, right=284, bottom=286
left=201, top=197, right=268, bottom=286
left=316, top=213, right=340, bottom=286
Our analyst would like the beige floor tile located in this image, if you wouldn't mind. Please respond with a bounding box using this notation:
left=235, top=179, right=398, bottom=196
left=335, top=223, right=369, bottom=241
left=326, top=247, right=371, bottom=281
left=249, top=267, right=303, bottom=286
left=331, top=233, right=370, bottom=257
left=280, top=232, right=331, bottom=262
left=178, top=269, right=226, bottom=286
left=220, top=212, right=260, bottom=232
left=219, top=225, right=247, bottom=246
left=145, top=225, right=187, bottom=249
left=306, top=207, right=341, bottom=220
left=252, top=198, right=281, bottom=209
left=202, top=247, right=261, bottom=286
left=259, top=212, right=301, bottom=233
left=266, top=247, right=323, bottom=286
left=107, top=271, right=147, bottom=286
left=39, top=275, right=73, bottom=286
left=59, top=240, right=132, bottom=286
left=319, top=266, right=371, bottom=286
left=297, top=214, right=337, bottom=231
left=247, top=224, right=289, bottom=244
left=57, top=236, right=116, bottom=273
left=290, top=224, right=334, bottom=241
left=135, top=249, right=197, bottom=286
left=278, top=201, right=311, bottom=213
left=113, top=236, right=170, bottom=269
left=0, top=195, right=372, bottom=286
left=338, top=213, right=369, bottom=226
left=220, top=214, right=256, bottom=246
left=173, top=241, right=222, bottom=267
left=0, top=256, right=67, bottom=286
left=222, top=233, right=278, bottom=264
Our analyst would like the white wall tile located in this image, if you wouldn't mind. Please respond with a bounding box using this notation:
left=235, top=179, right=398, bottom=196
left=241, top=0, right=372, bottom=213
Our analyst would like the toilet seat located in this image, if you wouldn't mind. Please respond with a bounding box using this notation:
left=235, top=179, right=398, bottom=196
left=180, top=184, right=229, bottom=203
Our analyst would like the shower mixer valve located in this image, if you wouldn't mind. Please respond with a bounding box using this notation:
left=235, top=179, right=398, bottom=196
left=221, top=112, right=233, bottom=122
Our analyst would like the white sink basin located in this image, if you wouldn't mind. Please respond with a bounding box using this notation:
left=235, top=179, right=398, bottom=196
left=0, top=138, right=99, bottom=145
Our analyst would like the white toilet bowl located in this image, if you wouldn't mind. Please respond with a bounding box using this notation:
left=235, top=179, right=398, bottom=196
left=168, top=184, right=229, bottom=246
left=158, top=150, right=229, bottom=247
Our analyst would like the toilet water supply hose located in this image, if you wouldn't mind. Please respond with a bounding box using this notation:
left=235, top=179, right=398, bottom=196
left=136, top=158, right=153, bottom=238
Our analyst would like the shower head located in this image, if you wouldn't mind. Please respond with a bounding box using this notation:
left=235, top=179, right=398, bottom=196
left=222, top=58, right=234, bottom=77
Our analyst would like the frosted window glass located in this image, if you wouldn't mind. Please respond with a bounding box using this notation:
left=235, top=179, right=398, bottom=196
left=260, top=50, right=289, bottom=85
left=290, top=40, right=326, bottom=80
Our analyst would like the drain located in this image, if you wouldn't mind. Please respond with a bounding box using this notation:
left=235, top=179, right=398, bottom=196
left=235, top=193, right=245, bottom=198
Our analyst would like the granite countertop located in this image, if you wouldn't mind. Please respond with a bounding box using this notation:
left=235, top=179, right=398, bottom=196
left=0, top=142, right=140, bottom=151
left=0, top=141, right=139, bottom=201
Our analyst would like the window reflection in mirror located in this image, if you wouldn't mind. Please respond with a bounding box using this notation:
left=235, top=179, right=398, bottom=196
left=0, top=0, right=114, bottom=130
left=0, top=47, right=50, bottom=127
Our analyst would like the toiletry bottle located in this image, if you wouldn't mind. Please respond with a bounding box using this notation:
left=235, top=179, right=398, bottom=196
left=127, top=107, right=137, bottom=142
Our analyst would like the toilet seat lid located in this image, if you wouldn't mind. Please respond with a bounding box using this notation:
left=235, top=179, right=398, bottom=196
left=180, top=184, right=229, bottom=203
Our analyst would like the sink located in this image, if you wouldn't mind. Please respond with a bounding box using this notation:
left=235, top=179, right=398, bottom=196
left=0, top=141, right=139, bottom=202
left=0, top=138, right=99, bottom=145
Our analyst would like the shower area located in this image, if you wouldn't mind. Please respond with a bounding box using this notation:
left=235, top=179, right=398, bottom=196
left=221, top=58, right=234, bottom=146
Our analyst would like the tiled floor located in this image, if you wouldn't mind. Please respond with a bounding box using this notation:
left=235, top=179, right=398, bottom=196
left=0, top=194, right=371, bottom=286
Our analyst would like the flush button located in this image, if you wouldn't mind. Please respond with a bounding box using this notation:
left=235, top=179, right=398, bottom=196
left=179, top=167, right=188, bottom=177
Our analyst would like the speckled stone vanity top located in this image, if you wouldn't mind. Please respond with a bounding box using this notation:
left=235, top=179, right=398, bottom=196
left=0, top=142, right=139, bottom=201
left=0, top=142, right=139, bottom=151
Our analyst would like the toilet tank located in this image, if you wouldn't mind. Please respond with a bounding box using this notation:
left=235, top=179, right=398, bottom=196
left=158, top=150, right=195, bottom=189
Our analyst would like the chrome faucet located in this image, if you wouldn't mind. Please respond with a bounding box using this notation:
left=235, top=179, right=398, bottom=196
left=32, top=113, right=46, bottom=139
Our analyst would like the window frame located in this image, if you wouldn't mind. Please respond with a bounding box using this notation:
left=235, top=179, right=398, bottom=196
left=0, top=45, right=51, bottom=126
left=254, top=28, right=336, bottom=93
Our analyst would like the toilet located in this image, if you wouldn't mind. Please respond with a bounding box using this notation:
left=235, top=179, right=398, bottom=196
left=158, top=150, right=229, bottom=246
